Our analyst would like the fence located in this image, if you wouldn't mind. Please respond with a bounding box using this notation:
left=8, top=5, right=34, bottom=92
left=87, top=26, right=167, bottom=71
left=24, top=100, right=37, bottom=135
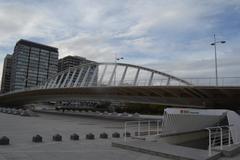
left=124, top=120, right=162, bottom=142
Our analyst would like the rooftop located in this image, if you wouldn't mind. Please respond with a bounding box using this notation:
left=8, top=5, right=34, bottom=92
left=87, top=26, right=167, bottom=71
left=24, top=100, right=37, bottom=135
left=16, top=39, right=58, bottom=52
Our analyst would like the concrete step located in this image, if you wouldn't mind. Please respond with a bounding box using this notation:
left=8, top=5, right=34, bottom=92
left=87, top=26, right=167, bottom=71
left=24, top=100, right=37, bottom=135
left=112, top=140, right=222, bottom=160
left=213, top=144, right=240, bottom=157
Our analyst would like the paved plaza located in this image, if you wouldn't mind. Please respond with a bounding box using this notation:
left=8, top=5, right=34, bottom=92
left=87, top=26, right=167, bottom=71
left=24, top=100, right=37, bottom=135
left=1, top=112, right=240, bottom=160
left=0, top=112, right=168, bottom=160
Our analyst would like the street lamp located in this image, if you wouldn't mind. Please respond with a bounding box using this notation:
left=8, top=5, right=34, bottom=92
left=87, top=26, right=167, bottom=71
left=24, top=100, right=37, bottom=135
left=210, top=34, right=226, bottom=86
left=114, top=56, right=124, bottom=86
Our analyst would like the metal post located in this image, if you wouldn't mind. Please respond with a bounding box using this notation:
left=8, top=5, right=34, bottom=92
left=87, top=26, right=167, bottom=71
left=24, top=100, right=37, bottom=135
left=133, top=68, right=140, bottom=86
left=108, top=64, right=117, bottom=86
left=211, top=34, right=226, bottom=86
left=207, top=128, right=212, bottom=156
left=228, top=126, right=231, bottom=146
left=43, top=81, right=48, bottom=89
left=56, top=73, right=64, bottom=88
left=166, top=77, right=171, bottom=85
left=88, top=67, right=98, bottom=87
left=114, top=56, right=124, bottom=86
left=61, top=70, right=70, bottom=88
left=148, top=121, right=150, bottom=136
left=124, top=122, right=127, bottom=142
left=138, top=121, right=141, bottom=137
left=73, top=68, right=84, bottom=87
left=99, top=64, right=107, bottom=85
left=67, top=69, right=77, bottom=87
left=157, top=120, right=160, bottom=135
left=213, top=34, right=218, bottom=86
left=218, top=127, right=223, bottom=150
left=46, top=79, right=53, bottom=89
left=80, top=66, right=91, bottom=87
left=119, top=66, right=128, bottom=86
left=148, top=72, right=154, bottom=86
left=50, top=75, right=59, bottom=88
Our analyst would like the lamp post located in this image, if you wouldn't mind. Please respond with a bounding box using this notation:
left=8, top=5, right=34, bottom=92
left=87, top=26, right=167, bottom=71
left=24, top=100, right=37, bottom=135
left=114, top=56, right=124, bottom=86
left=210, top=34, right=226, bottom=86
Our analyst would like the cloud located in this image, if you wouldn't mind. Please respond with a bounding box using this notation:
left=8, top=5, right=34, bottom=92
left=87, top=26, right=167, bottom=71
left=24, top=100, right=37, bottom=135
left=51, top=33, right=118, bottom=62
left=0, top=0, right=240, bottom=86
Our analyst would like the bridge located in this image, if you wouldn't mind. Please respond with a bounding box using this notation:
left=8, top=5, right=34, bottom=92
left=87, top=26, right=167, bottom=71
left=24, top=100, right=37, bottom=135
left=0, top=62, right=240, bottom=109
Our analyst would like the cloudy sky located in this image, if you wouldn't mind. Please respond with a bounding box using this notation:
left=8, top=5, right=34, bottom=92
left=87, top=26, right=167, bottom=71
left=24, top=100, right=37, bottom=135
left=0, top=0, right=240, bottom=82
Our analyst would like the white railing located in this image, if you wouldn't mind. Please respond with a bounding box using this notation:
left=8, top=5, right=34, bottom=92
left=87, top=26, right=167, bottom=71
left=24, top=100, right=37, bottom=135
left=206, top=125, right=233, bottom=156
left=38, top=77, right=240, bottom=88
left=183, top=77, right=240, bottom=86
left=124, top=120, right=162, bottom=142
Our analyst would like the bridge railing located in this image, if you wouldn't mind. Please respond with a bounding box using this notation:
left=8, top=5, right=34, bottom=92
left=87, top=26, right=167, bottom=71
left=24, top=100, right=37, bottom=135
left=183, top=77, right=240, bottom=86
left=38, top=77, right=240, bottom=88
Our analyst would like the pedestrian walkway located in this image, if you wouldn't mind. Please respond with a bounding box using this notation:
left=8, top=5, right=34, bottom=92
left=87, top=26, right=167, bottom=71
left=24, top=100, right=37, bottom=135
left=112, top=140, right=222, bottom=160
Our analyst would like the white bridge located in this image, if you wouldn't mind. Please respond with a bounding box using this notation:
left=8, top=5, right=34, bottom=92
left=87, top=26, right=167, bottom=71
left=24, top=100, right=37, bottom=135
left=39, top=62, right=191, bottom=89
left=0, top=62, right=240, bottom=107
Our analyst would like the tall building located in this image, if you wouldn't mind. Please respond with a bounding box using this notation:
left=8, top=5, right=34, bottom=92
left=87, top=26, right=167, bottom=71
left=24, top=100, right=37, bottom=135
left=1, top=54, right=12, bottom=93
left=58, top=55, right=93, bottom=72
left=10, top=39, right=58, bottom=91
left=58, top=55, right=97, bottom=86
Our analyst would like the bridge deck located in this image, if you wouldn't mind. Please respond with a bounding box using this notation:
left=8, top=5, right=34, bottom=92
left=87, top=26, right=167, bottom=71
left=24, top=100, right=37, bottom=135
left=1, top=86, right=240, bottom=108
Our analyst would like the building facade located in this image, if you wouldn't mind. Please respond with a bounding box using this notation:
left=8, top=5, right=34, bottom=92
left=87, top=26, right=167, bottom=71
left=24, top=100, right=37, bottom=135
left=58, top=55, right=97, bottom=85
left=1, top=54, right=13, bottom=93
left=10, top=39, right=58, bottom=91
left=58, top=56, right=93, bottom=72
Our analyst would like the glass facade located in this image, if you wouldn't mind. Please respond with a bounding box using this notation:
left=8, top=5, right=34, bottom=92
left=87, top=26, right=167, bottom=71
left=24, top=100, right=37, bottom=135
left=58, top=56, right=92, bottom=72
left=10, top=39, right=58, bottom=91
left=1, top=54, right=12, bottom=93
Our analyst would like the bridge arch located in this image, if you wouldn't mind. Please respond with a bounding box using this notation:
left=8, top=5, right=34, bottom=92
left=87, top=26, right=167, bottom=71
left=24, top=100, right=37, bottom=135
left=39, top=62, right=191, bottom=89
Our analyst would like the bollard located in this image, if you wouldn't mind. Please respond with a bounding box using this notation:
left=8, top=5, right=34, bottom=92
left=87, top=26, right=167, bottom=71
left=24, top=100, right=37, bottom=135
left=7, top=109, right=11, bottom=114
left=0, top=136, right=10, bottom=145
left=132, top=113, right=140, bottom=118
left=53, top=134, right=62, bottom=141
left=111, top=112, right=118, bottom=116
left=86, top=133, right=95, bottom=140
left=103, top=111, right=109, bottom=115
left=123, top=132, right=131, bottom=137
left=13, top=110, right=20, bottom=115
left=122, top=112, right=128, bottom=116
left=112, top=132, right=120, bottom=138
left=99, top=133, right=108, bottom=139
left=32, top=135, right=43, bottom=143
left=70, top=133, right=79, bottom=140
left=20, top=110, right=31, bottom=117
left=3, top=108, right=7, bottom=113
left=10, top=109, right=15, bottom=114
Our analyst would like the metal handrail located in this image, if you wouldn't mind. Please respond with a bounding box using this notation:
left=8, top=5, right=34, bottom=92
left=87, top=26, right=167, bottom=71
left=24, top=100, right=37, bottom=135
left=206, top=125, right=233, bottom=156
left=124, top=120, right=161, bottom=142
